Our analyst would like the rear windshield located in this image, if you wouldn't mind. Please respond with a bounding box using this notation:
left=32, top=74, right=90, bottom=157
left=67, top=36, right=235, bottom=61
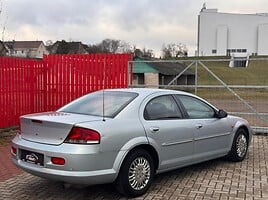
left=58, top=91, right=138, bottom=118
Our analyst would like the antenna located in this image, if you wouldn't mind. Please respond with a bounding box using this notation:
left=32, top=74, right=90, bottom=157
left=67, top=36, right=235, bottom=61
left=201, top=2, right=206, bottom=11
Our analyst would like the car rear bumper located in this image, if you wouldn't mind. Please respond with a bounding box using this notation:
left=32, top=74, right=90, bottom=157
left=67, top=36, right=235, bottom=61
left=12, top=158, right=116, bottom=185
left=11, top=135, right=121, bottom=185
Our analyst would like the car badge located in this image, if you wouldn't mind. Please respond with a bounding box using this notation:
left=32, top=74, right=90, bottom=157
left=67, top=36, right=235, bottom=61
left=26, top=153, right=39, bottom=162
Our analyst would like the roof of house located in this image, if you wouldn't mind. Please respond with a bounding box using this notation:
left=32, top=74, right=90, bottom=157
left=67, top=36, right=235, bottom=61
left=148, top=61, right=194, bottom=75
left=68, top=42, right=88, bottom=54
left=4, top=41, right=44, bottom=49
left=133, top=58, right=158, bottom=73
left=48, top=41, right=88, bottom=54
left=133, top=57, right=194, bottom=75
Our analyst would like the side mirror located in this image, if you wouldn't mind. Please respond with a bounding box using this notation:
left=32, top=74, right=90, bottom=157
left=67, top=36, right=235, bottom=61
left=217, top=109, right=228, bottom=119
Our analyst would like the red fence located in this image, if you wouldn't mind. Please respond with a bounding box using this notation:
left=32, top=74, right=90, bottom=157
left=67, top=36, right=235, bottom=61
left=0, top=54, right=132, bottom=128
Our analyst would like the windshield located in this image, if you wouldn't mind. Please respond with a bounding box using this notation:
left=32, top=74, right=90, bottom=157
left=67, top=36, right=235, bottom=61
left=58, top=91, right=138, bottom=118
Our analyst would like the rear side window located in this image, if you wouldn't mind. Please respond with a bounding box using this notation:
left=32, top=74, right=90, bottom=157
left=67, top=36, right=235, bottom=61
left=144, top=95, right=182, bottom=120
left=59, top=91, right=138, bottom=118
left=176, top=95, right=215, bottom=119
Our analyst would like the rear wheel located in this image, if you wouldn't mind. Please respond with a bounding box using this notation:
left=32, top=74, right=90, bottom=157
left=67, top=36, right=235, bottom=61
left=227, top=128, right=248, bottom=162
left=115, top=149, right=155, bottom=197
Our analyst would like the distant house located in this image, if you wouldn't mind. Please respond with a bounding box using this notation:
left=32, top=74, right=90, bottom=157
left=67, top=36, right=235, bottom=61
left=4, top=41, right=49, bottom=58
left=133, top=57, right=195, bottom=87
left=48, top=40, right=88, bottom=54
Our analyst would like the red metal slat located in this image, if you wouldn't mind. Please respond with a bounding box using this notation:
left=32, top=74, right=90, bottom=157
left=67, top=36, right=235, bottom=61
left=43, top=55, right=49, bottom=112
left=87, top=54, right=93, bottom=92
left=50, top=54, right=55, bottom=110
left=93, top=54, right=97, bottom=90
left=76, top=54, right=82, bottom=98
left=58, top=55, right=63, bottom=107
left=0, top=58, right=5, bottom=127
left=61, top=55, right=66, bottom=107
left=107, top=54, right=112, bottom=89
left=102, top=54, right=106, bottom=89
left=70, top=55, right=75, bottom=101
left=30, top=60, right=35, bottom=114
left=114, top=54, right=120, bottom=88
left=8, top=57, right=14, bottom=126
left=0, top=58, right=3, bottom=127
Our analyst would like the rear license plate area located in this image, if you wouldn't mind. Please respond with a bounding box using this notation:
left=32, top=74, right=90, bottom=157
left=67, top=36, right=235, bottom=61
left=20, top=149, right=44, bottom=166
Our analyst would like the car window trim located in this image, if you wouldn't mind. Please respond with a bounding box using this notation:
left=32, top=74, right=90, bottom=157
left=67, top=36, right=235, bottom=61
left=174, top=94, right=217, bottom=119
left=143, top=94, right=184, bottom=121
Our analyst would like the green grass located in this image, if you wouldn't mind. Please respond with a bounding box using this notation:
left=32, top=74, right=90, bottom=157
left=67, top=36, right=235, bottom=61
left=190, top=58, right=268, bottom=85
left=196, top=88, right=268, bottom=101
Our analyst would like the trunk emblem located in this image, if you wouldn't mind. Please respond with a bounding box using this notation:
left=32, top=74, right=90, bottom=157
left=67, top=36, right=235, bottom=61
left=26, top=153, right=39, bottom=162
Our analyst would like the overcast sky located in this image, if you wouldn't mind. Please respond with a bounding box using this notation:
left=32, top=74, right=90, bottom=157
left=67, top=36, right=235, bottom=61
left=1, top=0, right=268, bottom=56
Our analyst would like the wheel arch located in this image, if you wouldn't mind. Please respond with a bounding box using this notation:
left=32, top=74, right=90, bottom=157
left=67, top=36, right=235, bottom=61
left=233, top=123, right=251, bottom=145
left=116, top=144, right=159, bottom=176
left=112, top=138, right=159, bottom=181
left=232, top=120, right=251, bottom=141
left=237, top=125, right=249, bottom=140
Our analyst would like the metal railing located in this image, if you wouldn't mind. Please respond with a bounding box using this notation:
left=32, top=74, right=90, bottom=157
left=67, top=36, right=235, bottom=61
left=128, top=58, right=268, bottom=133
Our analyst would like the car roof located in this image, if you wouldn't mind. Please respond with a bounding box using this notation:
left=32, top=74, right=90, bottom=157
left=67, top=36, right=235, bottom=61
left=102, top=88, right=217, bottom=110
left=103, top=87, right=191, bottom=96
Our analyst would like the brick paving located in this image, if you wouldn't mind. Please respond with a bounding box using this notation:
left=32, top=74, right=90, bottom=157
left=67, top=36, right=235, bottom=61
left=1, top=135, right=268, bottom=199
left=0, top=144, right=22, bottom=182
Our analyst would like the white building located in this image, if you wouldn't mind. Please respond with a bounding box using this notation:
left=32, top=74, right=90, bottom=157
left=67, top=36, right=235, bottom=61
left=197, top=6, right=268, bottom=58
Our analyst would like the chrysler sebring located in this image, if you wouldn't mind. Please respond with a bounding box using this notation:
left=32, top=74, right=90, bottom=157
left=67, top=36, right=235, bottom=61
left=11, top=88, right=252, bottom=197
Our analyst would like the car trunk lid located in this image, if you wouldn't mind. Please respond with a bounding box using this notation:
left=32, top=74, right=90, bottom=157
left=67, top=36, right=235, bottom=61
left=20, top=112, right=103, bottom=145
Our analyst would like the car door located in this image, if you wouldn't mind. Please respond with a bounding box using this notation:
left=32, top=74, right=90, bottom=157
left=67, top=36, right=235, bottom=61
left=141, top=94, right=194, bottom=171
left=175, top=95, right=232, bottom=162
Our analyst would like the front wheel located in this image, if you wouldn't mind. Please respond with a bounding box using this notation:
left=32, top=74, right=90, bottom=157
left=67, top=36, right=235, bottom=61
left=115, top=149, right=155, bottom=197
left=227, top=128, right=249, bottom=162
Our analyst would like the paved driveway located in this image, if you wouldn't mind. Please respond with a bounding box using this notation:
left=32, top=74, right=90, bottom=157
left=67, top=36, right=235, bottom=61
left=0, top=135, right=268, bottom=200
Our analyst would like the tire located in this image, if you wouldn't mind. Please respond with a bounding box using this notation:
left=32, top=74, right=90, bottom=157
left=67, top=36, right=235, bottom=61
left=227, top=128, right=249, bottom=162
left=115, top=149, right=155, bottom=197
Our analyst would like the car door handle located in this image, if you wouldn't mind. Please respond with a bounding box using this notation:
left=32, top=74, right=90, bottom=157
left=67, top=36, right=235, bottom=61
left=150, top=127, right=160, bottom=133
left=195, top=124, right=203, bottom=129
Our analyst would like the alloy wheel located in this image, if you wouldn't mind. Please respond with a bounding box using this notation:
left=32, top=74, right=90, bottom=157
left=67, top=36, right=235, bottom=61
left=128, top=157, right=151, bottom=190
left=236, top=134, right=247, bottom=158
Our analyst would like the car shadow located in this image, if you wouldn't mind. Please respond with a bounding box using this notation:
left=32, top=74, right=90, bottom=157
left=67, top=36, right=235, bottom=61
left=8, top=155, right=250, bottom=199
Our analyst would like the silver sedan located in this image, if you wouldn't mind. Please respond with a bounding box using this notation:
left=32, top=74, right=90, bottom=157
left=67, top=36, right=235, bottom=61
left=11, top=88, right=252, bottom=197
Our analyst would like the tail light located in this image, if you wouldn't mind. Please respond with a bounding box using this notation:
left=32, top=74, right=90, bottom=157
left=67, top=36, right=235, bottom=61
left=11, top=146, right=17, bottom=155
left=64, top=127, right=100, bottom=144
left=51, top=157, right=65, bottom=165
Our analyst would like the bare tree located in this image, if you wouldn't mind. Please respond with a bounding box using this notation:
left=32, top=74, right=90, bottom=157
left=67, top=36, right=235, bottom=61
left=0, top=0, right=7, bottom=42
left=45, top=40, right=53, bottom=46
left=88, top=39, right=134, bottom=54
left=87, top=44, right=102, bottom=53
left=161, top=43, right=188, bottom=59
left=100, top=39, right=120, bottom=53
left=161, top=44, right=173, bottom=59
left=118, top=40, right=134, bottom=53
left=133, top=47, right=154, bottom=58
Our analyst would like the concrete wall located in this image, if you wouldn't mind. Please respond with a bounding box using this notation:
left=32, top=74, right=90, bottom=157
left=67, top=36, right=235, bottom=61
left=198, top=8, right=268, bottom=56
left=216, top=25, right=228, bottom=55
left=258, top=24, right=268, bottom=55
